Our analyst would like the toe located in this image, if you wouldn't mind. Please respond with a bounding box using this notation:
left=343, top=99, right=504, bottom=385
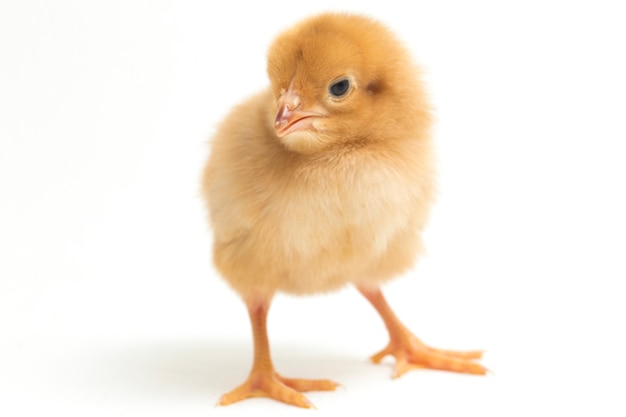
left=425, top=346, right=484, bottom=360
left=392, top=358, right=424, bottom=379
left=370, top=345, right=393, bottom=364
left=276, top=375, right=340, bottom=392
left=414, top=349, right=487, bottom=375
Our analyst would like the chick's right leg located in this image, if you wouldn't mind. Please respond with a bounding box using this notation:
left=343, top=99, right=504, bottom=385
left=218, top=295, right=338, bottom=409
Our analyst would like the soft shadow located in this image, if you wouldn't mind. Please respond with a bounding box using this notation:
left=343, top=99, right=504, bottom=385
left=80, top=338, right=373, bottom=401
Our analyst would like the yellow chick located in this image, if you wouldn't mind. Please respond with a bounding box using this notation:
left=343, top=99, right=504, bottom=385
left=202, top=13, right=485, bottom=408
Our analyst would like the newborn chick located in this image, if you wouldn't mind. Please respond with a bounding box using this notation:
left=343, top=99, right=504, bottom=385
left=202, top=13, right=485, bottom=408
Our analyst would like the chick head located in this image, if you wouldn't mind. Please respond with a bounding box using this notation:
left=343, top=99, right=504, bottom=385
left=267, top=13, right=423, bottom=154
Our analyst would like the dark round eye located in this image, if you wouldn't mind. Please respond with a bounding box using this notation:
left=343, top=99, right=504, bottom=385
left=329, top=78, right=350, bottom=97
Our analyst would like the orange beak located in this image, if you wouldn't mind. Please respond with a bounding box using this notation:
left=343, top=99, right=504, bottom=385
left=274, top=106, right=320, bottom=137
left=274, top=85, right=323, bottom=137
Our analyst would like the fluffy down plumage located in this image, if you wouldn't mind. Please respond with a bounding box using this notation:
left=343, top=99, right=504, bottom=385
left=203, top=13, right=435, bottom=297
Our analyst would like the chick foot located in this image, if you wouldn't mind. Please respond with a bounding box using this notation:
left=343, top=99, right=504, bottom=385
left=357, top=285, right=486, bottom=378
left=218, top=371, right=339, bottom=408
left=370, top=331, right=486, bottom=378
left=219, top=295, right=339, bottom=408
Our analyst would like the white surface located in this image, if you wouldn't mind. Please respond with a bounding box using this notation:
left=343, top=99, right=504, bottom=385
left=1, top=0, right=625, bottom=415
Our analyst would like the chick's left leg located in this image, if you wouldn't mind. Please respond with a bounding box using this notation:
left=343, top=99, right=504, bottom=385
left=218, top=296, right=339, bottom=409
left=357, top=285, right=486, bottom=378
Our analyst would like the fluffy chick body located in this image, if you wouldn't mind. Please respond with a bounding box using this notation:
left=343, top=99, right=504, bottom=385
left=204, top=91, right=433, bottom=296
left=203, top=14, right=434, bottom=297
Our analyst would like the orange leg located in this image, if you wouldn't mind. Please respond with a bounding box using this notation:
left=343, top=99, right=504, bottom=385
left=218, top=296, right=339, bottom=408
left=357, top=286, right=486, bottom=378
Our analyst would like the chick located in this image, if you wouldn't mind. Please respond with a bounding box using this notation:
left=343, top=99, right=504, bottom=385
left=202, top=13, right=485, bottom=408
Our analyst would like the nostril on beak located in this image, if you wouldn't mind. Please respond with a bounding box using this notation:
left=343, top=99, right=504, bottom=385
left=275, top=105, right=292, bottom=128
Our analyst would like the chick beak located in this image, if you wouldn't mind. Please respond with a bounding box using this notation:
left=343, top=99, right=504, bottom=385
left=274, top=90, right=321, bottom=137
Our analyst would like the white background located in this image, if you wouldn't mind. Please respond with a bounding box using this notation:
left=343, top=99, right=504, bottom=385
left=1, top=0, right=625, bottom=415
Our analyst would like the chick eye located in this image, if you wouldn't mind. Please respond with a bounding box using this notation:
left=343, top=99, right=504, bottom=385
left=329, top=78, right=350, bottom=97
